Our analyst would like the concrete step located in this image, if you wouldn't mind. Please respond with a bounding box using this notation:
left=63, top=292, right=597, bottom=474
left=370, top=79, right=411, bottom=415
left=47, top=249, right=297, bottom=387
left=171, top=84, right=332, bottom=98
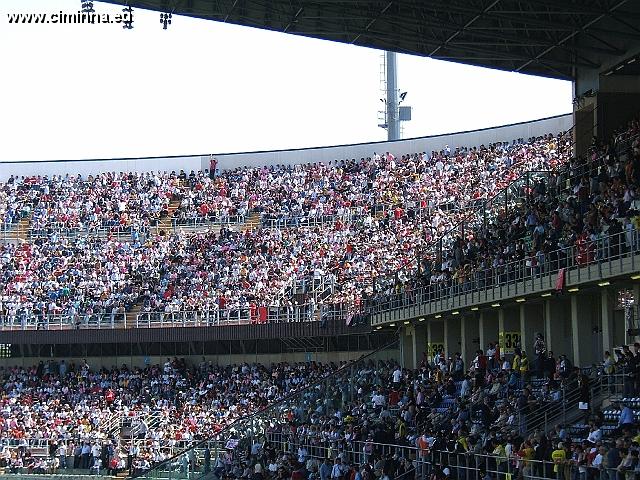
left=125, top=303, right=143, bottom=328
left=243, top=212, right=261, bottom=232
left=156, top=198, right=182, bottom=233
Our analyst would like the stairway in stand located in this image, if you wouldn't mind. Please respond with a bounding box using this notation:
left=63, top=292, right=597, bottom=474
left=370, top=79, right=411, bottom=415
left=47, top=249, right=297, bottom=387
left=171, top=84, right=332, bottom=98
left=156, top=198, right=181, bottom=235
left=243, top=212, right=261, bottom=232
left=125, top=303, right=143, bottom=328
left=14, top=214, right=32, bottom=241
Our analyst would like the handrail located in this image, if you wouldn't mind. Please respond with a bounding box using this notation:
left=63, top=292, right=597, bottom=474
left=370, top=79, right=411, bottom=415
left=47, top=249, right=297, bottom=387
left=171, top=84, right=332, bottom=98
left=130, top=336, right=399, bottom=479
left=370, top=228, right=640, bottom=320
left=0, top=299, right=367, bottom=331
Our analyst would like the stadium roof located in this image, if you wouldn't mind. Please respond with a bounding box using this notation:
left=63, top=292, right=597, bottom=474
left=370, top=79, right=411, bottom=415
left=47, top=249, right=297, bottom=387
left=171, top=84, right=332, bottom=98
left=100, top=0, right=640, bottom=81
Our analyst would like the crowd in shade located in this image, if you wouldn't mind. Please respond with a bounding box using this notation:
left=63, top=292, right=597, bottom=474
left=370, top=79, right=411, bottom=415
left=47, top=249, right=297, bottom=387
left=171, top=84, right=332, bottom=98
left=0, top=338, right=638, bottom=478
left=0, top=132, right=574, bottom=323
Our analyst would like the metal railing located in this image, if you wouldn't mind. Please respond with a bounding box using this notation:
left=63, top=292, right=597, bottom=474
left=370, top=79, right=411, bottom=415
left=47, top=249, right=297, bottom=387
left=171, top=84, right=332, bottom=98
left=371, top=229, right=640, bottom=323
left=0, top=312, right=129, bottom=331
left=170, top=214, right=246, bottom=231
left=263, top=437, right=624, bottom=480
left=134, top=302, right=363, bottom=328
left=27, top=224, right=154, bottom=241
left=0, top=301, right=367, bottom=331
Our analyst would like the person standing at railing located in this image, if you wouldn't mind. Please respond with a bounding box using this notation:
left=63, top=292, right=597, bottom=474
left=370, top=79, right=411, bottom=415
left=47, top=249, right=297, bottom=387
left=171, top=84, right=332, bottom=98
left=552, top=442, right=568, bottom=480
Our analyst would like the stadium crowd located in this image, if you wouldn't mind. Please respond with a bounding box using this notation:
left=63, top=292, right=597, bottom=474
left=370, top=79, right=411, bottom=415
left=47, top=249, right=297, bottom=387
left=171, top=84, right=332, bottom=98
left=0, top=132, right=574, bottom=324
left=373, top=117, right=640, bottom=308
left=0, top=357, right=342, bottom=475
left=0, top=338, right=638, bottom=479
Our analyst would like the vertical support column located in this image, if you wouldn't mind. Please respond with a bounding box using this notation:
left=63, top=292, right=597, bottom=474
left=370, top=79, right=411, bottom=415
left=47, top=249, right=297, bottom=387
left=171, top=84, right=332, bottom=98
left=463, top=314, right=481, bottom=368
left=428, top=320, right=445, bottom=362
left=426, top=320, right=433, bottom=364
left=520, top=304, right=528, bottom=356
left=413, top=323, right=426, bottom=368
left=461, top=316, right=468, bottom=367
left=444, top=317, right=461, bottom=357
left=498, top=309, right=505, bottom=336
left=601, top=289, right=613, bottom=355
left=633, top=285, right=640, bottom=344
left=385, top=51, right=399, bottom=141
left=571, top=295, right=581, bottom=366
left=400, top=326, right=411, bottom=369
left=478, top=312, right=485, bottom=355
left=544, top=300, right=554, bottom=354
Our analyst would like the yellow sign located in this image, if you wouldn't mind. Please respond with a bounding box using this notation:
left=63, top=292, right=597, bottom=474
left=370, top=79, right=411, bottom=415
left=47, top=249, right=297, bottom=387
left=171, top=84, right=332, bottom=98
left=426, top=342, right=444, bottom=360
left=499, top=331, right=521, bottom=355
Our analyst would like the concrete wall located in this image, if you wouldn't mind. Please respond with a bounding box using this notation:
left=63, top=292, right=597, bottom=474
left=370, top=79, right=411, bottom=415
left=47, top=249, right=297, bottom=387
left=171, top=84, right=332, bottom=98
left=0, top=115, right=571, bottom=181
left=0, top=349, right=400, bottom=370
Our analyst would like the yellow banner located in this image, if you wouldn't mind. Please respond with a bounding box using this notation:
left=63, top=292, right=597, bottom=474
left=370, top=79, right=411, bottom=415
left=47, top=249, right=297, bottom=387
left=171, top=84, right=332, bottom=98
left=498, top=331, right=521, bottom=355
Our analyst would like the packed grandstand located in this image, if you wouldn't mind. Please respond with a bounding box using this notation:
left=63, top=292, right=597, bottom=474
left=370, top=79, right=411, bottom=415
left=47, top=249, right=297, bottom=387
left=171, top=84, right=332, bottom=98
left=0, top=122, right=636, bottom=328
left=0, top=113, right=638, bottom=480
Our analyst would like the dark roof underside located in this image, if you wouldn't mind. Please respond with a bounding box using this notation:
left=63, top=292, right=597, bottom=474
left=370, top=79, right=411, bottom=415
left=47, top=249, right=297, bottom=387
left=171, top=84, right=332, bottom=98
left=99, top=0, right=640, bottom=81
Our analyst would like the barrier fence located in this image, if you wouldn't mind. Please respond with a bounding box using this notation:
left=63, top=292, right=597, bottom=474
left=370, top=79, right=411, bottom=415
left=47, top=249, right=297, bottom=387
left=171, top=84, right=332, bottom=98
left=0, top=301, right=369, bottom=331
left=371, top=228, right=640, bottom=321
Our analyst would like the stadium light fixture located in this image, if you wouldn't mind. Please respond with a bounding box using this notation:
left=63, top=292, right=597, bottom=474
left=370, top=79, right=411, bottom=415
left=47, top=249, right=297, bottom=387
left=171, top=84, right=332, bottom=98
left=452, top=311, right=460, bottom=315
left=160, top=12, right=172, bottom=29
left=418, top=318, right=425, bottom=322
left=491, top=303, right=500, bottom=308
left=389, top=323, right=396, bottom=327
left=470, top=307, right=479, bottom=311
left=434, top=314, right=442, bottom=319
left=403, top=320, right=410, bottom=325
left=631, top=274, right=640, bottom=280
left=598, top=281, right=610, bottom=287
left=541, top=292, right=552, bottom=297
left=376, top=326, right=382, bottom=330
left=568, top=287, right=579, bottom=292
left=515, top=298, right=526, bottom=303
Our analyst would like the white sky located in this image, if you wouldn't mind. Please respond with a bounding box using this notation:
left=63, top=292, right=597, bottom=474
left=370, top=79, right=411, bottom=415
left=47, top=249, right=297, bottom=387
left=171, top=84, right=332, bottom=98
left=0, top=0, right=573, bottom=162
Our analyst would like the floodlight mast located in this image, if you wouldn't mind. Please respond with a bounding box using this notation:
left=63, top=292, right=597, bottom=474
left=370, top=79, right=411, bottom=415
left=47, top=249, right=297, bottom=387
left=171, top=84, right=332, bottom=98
left=386, top=51, right=400, bottom=142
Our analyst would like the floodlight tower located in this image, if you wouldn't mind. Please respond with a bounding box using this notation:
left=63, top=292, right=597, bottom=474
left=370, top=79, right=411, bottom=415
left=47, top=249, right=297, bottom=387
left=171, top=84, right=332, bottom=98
left=378, top=51, right=411, bottom=141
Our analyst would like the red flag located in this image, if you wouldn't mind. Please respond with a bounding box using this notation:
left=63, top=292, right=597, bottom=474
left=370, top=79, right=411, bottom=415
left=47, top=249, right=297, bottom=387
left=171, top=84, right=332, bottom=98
left=555, top=268, right=565, bottom=291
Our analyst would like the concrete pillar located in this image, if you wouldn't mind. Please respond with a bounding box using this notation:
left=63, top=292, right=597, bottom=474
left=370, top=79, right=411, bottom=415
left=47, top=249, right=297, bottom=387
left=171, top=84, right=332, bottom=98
left=544, top=300, right=554, bottom=354
left=444, top=316, right=461, bottom=358
left=601, top=289, right=614, bottom=355
left=461, top=314, right=480, bottom=368
left=546, top=298, right=572, bottom=359
left=400, top=324, right=428, bottom=369
left=496, top=307, right=521, bottom=357
left=633, top=285, right=640, bottom=344
left=478, top=312, right=485, bottom=356
left=413, top=324, right=427, bottom=368
left=520, top=303, right=544, bottom=357
left=571, top=295, right=599, bottom=367
left=401, top=325, right=413, bottom=369
left=498, top=309, right=505, bottom=336
left=430, top=320, right=445, bottom=361
left=481, top=310, right=500, bottom=354
left=571, top=295, right=583, bottom=367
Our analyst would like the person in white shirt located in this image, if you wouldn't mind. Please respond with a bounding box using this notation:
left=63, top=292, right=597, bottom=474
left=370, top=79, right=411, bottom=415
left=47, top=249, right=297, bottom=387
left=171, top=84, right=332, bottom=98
left=586, top=425, right=602, bottom=444
left=392, top=367, right=402, bottom=385
left=372, top=389, right=386, bottom=408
